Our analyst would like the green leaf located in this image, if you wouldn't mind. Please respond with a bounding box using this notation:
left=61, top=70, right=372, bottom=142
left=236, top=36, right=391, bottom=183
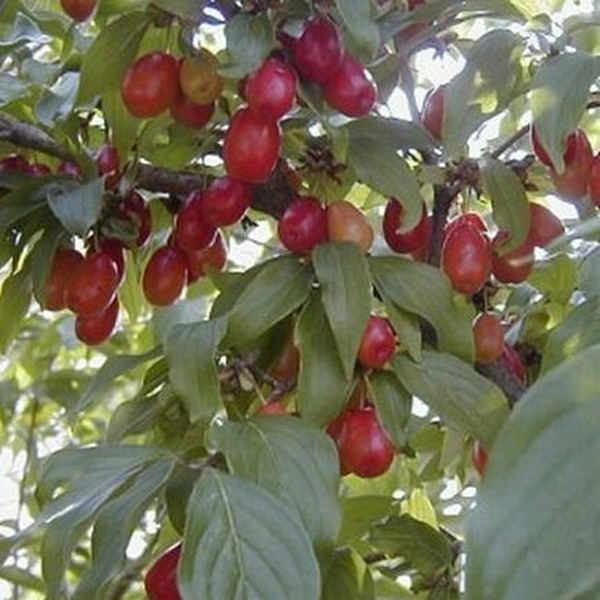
left=369, top=515, right=453, bottom=576
left=528, top=253, right=577, bottom=305
left=374, top=577, right=416, bottom=599
left=0, top=179, right=52, bottom=236
left=47, top=178, right=104, bottom=237
left=384, top=302, right=422, bottom=362
left=369, top=256, right=474, bottom=363
left=334, top=0, right=379, bottom=57
left=221, top=12, right=275, bottom=78
left=36, top=71, right=79, bottom=127
left=466, top=345, right=600, bottom=600
left=0, top=73, right=29, bottom=106
left=296, top=292, right=352, bottom=426
left=392, top=352, right=509, bottom=448
left=29, top=217, right=65, bottom=306
left=338, top=496, right=395, bottom=544
left=368, top=370, right=412, bottom=448
left=180, top=469, right=320, bottom=600
left=0, top=263, right=31, bottom=352
left=321, top=547, right=375, bottom=600
left=78, top=11, right=151, bottom=102
left=210, top=416, right=341, bottom=545
left=346, top=118, right=425, bottom=230
left=224, top=255, right=313, bottom=348
left=166, top=317, right=227, bottom=424
left=313, top=242, right=372, bottom=379
left=480, top=158, right=530, bottom=250
left=579, top=246, right=600, bottom=299
left=0, top=566, right=44, bottom=593
left=531, top=52, right=600, bottom=172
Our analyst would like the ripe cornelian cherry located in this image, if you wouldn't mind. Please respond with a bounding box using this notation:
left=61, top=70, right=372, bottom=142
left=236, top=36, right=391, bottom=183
left=322, top=53, right=378, bottom=118
left=473, top=312, right=504, bottom=364
left=75, top=298, right=119, bottom=346
left=65, top=251, right=120, bottom=316
left=185, top=231, right=227, bottom=284
left=588, top=152, right=600, bottom=207
left=278, top=196, right=328, bottom=254
left=292, top=15, right=343, bottom=83
left=44, top=248, right=84, bottom=311
left=421, top=85, right=445, bottom=140
left=491, top=230, right=534, bottom=284
left=60, top=0, right=96, bottom=21
left=173, top=191, right=216, bottom=252
left=0, top=154, right=30, bottom=173
left=121, top=52, right=179, bottom=118
left=527, top=203, right=564, bottom=248
left=327, top=200, right=374, bottom=252
left=116, top=191, right=152, bottom=248
left=358, top=315, right=396, bottom=369
left=245, top=57, right=297, bottom=120
left=201, top=176, right=252, bottom=228
left=256, top=398, right=288, bottom=416
left=472, top=440, right=489, bottom=477
left=548, top=129, right=593, bottom=201
left=441, top=223, right=491, bottom=295
left=96, top=144, right=121, bottom=188
left=223, top=108, right=282, bottom=184
left=530, top=126, right=578, bottom=168
left=96, top=238, right=126, bottom=283
left=57, top=160, right=82, bottom=177
left=270, top=333, right=300, bottom=384
left=143, top=245, right=188, bottom=306
left=145, top=544, right=182, bottom=600
left=383, top=199, right=430, bottom=254
left=170, top=94, right=215, bottom=129
left=500, top=343, right=526, bottom=384
left=29, top=163, right=51, bottom=176
left=445, top=212, right=487, bottom=237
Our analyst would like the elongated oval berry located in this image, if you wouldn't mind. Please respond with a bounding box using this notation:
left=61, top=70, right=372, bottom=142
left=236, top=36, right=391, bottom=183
left=441, top=224, right=491, bottom=295
left=143, top=245, right=188, bottom=306
left=549, top=129, right=593, bottom=201
left=185, top=231, right=227, bottom=284
left=75, top=298, right=119, bottom=345
left=445, top=212, right=487, bottom=238
left=527, top=203, right=564, bottom=248
left=174, top=191, right=216, bottom=252
left=473, top=312, right=504, bottom=364
left=278, top=196, right=328, bottom=253
left=60, top=0, right=96, bottom=21
left=223, top=108, right=282, bottom=183
left=170, top=94, right=215, bottom=129
left=145, top=544, right=182, bottom=600
left=201, top=176, right=252, bottom=228
left=491, top=230, right=534, bottom=284
left=96, top=144, right=121, bottom=187
left=245, top=57, right=297, bottom=120
left=383, top=199, right=430, bottom=254
left=421, top=85, right=445, bottom=140
left=327, top=200, right=374, bottom=252
left=44, top=248, right=84, bottom=311
left=116, top=191, right=152, bottom=248
left=531, top=126, right=578, bottom=168
left=358, top=315, right=396, bottom=369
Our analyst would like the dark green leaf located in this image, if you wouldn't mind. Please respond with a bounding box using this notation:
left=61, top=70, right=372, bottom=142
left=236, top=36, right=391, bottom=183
left=579, top=246, right=600, bottom=298
left=0, top=264, right=32, bottom=352
left=0, top=179, right=52, bottom=236
left=384, top=302, right=422, bottom=362
left=180, top=469, right=320, bottom=600
left=392, top=352, right=509, bottom=448
left=107, top=393, right=165, bottom=442
left=210, top=416, right=340, bottom=544
left=166, top=317, right=227, bottom=424
left=528, top=253, right=577, bottom=305
left=0, top=566, right=44, bottom=593
left=29, top=217, right=65, bottom=306
left=334, top=0, right=379, bottom=57
left=338, top=496, right=395, bottom=544
left=321, top=547, right=375, bottom=600
left=466, top=345, right=600, bottom=600
left=313, top=242, right=372, bottom=379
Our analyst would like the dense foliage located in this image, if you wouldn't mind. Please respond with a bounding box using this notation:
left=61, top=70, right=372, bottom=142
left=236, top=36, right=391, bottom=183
left=1, top=0, right=600, bottom=599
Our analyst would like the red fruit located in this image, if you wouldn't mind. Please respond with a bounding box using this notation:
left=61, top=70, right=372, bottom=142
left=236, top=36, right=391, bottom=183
left=531, top=126, right=577, bottom=168
left=256, top=399, right=288, bottom=416
left=96, top=238, right=126, bottom=283
left=121, top=52, right=179, bottom=118
left=441, top=224, right=491, bottom=295
left=383, top=199, right=430, bottom=254
left=201, top=176, right=252, bottom=228
left=588, top=152, right=600, bottom=207
left=145, top=544, right=182, bottom=600
left=549, top=129, right=593, bottom=201
left=445, top=213, right=487, bottom=238
left=44, top=248, right=84, bottom=311
left=278, top=196, right=328, bottom=254
left=116, top=191, right=152, bottom=248
left=143, top=245, right=188, bottom=306
left=96, top=144, right=121, bottom=187
left=421, top=85, right=445, bottom=140
left=223, top=108, right=282, bottom=183
left=270, top=333, right=300, bottom=384
left=185, top=231, right=227, bottom=283
left=527, top=203, right=564, bottom=248
left=57, top=161, right=82, bottom=177
left=322, top=53, right=377, bottom=118
left=358, top=315, right=396, bottom=369
left=170, top=94, right=215, bottom=128
left=326, top=200, right=374, bottom=252
left=500, top=343, right=527, bottom=384
left=292, top=15, right=343, bottom=84
left=0, top=154, right=30, bottom=173
left=60, top=0, right=96, bottom=21
left=75, top=298, right=119, bottom=345
left=65, top=251, right=120, bottom=316
left=336, top=406, right=395, bottom=478
left=174, top=191, right=216, bottom=252
left=245, top=57, right=297, bottom=120
left=491, top=230, right=534, bottom=284
left=473, top=312, right=504, bottom=364
left=472, top=440, right=489, bottom=477
left=326, top=413, right=352, bottom=476
left=29, top=163, right=52, bottom=177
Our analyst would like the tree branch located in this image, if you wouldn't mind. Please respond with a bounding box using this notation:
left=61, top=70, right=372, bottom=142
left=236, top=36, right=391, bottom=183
left=427, top=183, right=459, bottom=267
left=476, top=359, right=525, bottom=408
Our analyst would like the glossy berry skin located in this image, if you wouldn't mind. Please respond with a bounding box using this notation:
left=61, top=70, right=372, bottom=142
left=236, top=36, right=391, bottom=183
left=96, top=238, right=126, bottom=283
left=179, top=51, right=223, bottom=106
left=278, top=196, right=328, bottom=254
left=531, top=126, right=577, bottom=168
left=29, top=163, right=52, bottom=177
left=358, top=315, right=396, bottom=369
left=383, top=199, right=430, bottom=254
left=60, top=0, right=95, bottom=21
left=527, top=203, right=564, bottom=248
left=491, top=231, right=534, bottom=284
left=256, top=399, right=288, bottom=416
left=145, top=544, right=182, bottom=600
left=121, top=52, right=179, bottom=118
left=441, top=224, right=491, bottom=295
left=65, top=251, right=120, bottom=316
left=292, top=15, right=343, bottom=84
left=185, top=231, right=227, bottom=284
left=472, top=440, right=489, bottom=477
left=174, top=191, right=216, bottom=252
left=245, top=57, right=297, bottom=120
left=143, top=245, right=188, bottom=306
left=322, top=54, right=378, bottom=118
left=445, top=212, right=487, bottom=238
left=75, top=298, right=119, bottom=346
left=549, top=129, right=593, bottom=201
left=116, top=191, right=152, bottom=248
left=44, top=248, right=84, bottom=311
left=223, top=108, right=282, bottom=184
left=588, top=153, right=600, bottom=207
left=170, top=94, right=215, bottom=129
left=201, top=177, right=252, bottom=228
left=327, top=200, right=374, bottom=252
left=0, top=154, right=30, bottom=173
left=421, top=85, right=445, bottom=140
left=96, top=144, right=121, bottom=187
left=473, top=312, right=504, bottom=364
